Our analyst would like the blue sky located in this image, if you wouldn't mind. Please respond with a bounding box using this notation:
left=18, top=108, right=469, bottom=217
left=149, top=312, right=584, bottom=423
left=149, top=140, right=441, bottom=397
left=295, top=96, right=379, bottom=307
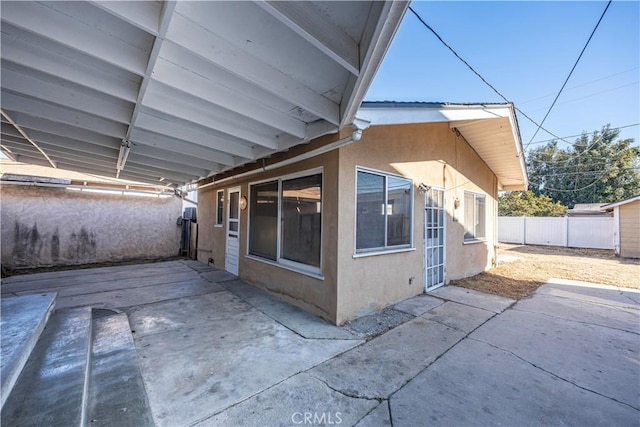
left=366, top=1, right=640, bottom=152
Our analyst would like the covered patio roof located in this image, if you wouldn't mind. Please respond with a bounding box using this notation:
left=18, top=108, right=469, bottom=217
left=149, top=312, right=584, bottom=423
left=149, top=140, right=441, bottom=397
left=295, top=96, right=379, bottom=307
left=1, top=1, right=408, bottom=187
left=357, top=102, right=529, bottom=191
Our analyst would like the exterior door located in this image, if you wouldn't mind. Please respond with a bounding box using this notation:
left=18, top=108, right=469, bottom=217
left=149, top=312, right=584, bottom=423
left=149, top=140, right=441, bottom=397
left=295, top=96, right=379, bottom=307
left=225, top=187, right=240, bottom=275
left=424, top=187, right=446, bottom=291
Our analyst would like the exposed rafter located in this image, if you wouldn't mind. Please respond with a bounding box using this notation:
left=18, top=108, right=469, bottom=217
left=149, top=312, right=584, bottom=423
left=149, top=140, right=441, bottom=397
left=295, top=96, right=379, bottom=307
left=255, top=1, right=360, bottom=76
left=0, top=1, right=408, bottom=186
left=1, top=109, right=56, bottom=168
left=117, top=1, right=177, bottom=178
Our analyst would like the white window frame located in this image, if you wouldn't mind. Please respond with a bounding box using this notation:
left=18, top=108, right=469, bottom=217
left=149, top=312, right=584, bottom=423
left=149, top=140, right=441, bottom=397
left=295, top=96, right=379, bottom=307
left=463, top=191, right=486, bottom=243
left=246, top=167, right=324, bottom=277
left=354, top=166, right=414, bottom=257
left=215, top=190, right=224, bottom=227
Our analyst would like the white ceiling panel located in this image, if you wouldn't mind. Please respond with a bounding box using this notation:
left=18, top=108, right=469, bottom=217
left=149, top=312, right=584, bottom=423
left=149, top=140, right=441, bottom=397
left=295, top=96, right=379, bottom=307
left=1, top=0, right=409, bottom=187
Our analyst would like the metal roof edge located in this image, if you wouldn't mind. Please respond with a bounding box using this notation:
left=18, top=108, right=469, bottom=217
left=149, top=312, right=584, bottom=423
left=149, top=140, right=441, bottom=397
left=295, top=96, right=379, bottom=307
left=602, top=195, right=640, bottom=209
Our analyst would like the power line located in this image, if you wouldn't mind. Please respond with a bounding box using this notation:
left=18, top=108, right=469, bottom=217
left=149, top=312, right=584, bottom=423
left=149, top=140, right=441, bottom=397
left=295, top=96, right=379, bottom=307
left=542, top=170, right=610, bottom=193
left=537, top=167, right=639, bottom=178
left=525, top=0, right=613, bottom=148
left=407, top=6, right=573, bottom=147
left=528, top=123, right=639, bottom=145
left=518, top=66, right=640, bottom=105
left=526, top=81, right=639, bottom=114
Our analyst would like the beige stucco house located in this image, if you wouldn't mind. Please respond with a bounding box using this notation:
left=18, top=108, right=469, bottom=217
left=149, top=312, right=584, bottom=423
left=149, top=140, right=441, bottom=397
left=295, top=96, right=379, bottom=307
left=196, top=102, right=528, bottom=324
left=604, top=195, right=640, bottom=259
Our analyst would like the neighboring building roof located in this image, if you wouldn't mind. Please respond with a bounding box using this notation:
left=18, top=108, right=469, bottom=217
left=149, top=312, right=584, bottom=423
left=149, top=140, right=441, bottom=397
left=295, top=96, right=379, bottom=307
left=358, top=102, right=528, bottom=191
left=566, top=203, right=611, bottom=216
left=572, top=203, right=607, bottom=211
left=0, top=160, right=170, bottom=192
left=602, top=195, right=640, bottom=209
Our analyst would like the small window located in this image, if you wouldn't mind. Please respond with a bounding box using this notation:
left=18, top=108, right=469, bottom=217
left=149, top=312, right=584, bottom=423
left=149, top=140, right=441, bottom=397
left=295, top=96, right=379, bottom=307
left=464, top=192, right=486, bottom=241
left=215, top=190, right=224, bottom=226
left=356, top=169, right=412, bottom=253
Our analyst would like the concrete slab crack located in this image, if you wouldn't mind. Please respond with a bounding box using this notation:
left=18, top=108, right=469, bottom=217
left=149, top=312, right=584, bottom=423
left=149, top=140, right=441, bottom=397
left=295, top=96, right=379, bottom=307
left=310, top=375, right=381, bottom=402
left=469, top=337, right=640, bottom=412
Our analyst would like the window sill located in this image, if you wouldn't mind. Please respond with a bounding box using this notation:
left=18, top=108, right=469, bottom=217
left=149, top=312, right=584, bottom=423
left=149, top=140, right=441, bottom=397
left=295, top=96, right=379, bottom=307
left=214, top=224, right=224, bottom=228
left=353, top=247, right=416, bottom=258
left=463, top=239, right=486, bottom=245
left=245, top=255, right=324, bottom=280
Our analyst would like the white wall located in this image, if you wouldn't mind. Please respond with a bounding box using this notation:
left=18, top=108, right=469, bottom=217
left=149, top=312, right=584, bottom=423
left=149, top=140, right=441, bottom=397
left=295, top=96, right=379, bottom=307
left=498, top=216, right=613, bottom=250
left=1, top=184, right=182, bottom=269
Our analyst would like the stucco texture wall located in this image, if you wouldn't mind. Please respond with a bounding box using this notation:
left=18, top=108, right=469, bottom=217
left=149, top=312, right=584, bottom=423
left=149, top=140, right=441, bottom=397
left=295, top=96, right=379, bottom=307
left=197, top=150, right=340, bottom=323
left=1, top=185, right=182, bottom=269
left=335, top=122, right=498, bottom=323
left=619, top=201, right=640, bottom=258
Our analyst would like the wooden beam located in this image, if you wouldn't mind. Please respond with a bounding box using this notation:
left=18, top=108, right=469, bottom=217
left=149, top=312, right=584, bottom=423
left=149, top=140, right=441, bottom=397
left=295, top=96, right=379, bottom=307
left=151, top=57, right=306, bottom=138
left=255, top=1, right=359, bottom=76
left=135, top=111, right=254, bottom=160
left=168, top=12, right=340, bottom=125
left=1, top=67, right=133, bottom=125
left=129, top=128, right=237, bottom=167
left=1, top=1, right=149, bottom=75
left=142, top=81, right=279, bottom=150
left=1, top=91, right=127, bottom=139
left=1, top=109, right=56, bottom=168
left=1, top=32, right=139, bottom=103
left=119, top=1, right=178, bottom=177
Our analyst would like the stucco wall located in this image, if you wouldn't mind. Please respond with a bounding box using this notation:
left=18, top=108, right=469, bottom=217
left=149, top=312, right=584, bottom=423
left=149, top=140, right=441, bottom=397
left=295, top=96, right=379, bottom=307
left=197, top=150, right=341, bottom=323
left=335, top=122, right=498, bottom=323
left=1, top=185, right=182, bottom=269
left=619, top=201, right=640, bottom=258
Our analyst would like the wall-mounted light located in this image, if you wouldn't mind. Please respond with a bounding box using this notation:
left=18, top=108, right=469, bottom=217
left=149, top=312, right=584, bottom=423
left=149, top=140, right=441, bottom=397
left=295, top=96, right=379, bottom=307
left=418, top=183, right=431, bottom=195
left=454, top=197, right=461, bottom=209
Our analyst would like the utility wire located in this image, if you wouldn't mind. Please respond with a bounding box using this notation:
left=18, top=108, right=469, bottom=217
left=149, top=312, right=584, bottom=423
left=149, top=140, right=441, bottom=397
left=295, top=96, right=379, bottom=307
left=537, top=167, right=639, bottom=178
left=528, top=123, right=639, bottom=145
left=518, top=66, right=639, bottom=105
left=527, top=81, right=638, bottom=114
left=407, top=6, right=572, bottom=146
left=525, top=0, right=613, bottom=148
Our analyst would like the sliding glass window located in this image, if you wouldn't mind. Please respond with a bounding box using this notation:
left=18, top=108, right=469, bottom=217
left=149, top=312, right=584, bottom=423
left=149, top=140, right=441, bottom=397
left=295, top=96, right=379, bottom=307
left=248, top=170, right=322, bottom=274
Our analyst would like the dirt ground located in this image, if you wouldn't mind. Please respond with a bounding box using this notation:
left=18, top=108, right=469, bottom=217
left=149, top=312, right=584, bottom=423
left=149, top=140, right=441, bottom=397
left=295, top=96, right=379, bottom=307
left=452, top=244, right=640, bottom=300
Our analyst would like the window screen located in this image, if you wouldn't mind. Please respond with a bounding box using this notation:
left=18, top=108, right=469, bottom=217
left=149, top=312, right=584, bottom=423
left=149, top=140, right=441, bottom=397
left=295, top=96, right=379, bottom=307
left=281, top=174, right=322, bottom=267
left=356, top=170, right=412, bottom=252
left=249, top=181, right=278, bottom=260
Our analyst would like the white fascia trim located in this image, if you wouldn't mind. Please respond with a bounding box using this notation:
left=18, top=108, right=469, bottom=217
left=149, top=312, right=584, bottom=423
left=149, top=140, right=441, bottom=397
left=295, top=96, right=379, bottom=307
left=602, top=195, right=640, bottom=209
left=201, top=118, right=370, bottom=188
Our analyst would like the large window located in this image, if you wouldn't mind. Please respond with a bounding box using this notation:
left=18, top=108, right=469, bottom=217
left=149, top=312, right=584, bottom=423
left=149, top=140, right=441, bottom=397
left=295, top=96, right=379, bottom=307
left=248, top=171, right=322, bottom=273
left=464, top=192, right=486, bottom=241
left=215, top=190, right=224, bottom=226
left=356, top=169, right=412, bottom=253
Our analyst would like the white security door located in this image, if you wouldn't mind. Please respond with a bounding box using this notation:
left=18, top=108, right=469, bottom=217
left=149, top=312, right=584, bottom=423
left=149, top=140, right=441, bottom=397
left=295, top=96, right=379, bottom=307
left=424, top=187, right=446, bottom=291
left=225, top=187, right=240, bottom=276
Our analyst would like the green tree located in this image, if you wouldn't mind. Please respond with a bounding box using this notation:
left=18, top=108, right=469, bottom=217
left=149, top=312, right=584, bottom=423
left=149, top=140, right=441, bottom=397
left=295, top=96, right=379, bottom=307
left=526, top=125, right=640, bottom=208
left=499, top=191, right=567, bottom=216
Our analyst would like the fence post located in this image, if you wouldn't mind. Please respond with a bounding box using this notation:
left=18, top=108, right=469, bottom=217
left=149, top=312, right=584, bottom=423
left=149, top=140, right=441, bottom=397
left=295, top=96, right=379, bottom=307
left=564, top=216, right=569, bottom=247
left=522, top=216, right=526, bottom=245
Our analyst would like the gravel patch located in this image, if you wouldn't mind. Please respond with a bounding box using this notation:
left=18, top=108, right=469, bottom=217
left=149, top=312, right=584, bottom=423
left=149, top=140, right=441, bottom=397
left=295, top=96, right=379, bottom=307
left=343, top=307, right=415, bottom=340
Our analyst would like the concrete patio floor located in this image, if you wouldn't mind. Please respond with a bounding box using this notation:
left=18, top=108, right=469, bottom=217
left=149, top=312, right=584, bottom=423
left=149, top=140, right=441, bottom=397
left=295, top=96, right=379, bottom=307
left=2, top=261, right=639, bottom=426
